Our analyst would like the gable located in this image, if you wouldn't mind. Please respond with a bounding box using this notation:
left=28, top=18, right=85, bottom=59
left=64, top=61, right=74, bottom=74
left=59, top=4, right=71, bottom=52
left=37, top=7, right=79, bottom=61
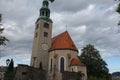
left=70, top=58, right=85, bottom=66
left=49, top=31, right=78, bottom=52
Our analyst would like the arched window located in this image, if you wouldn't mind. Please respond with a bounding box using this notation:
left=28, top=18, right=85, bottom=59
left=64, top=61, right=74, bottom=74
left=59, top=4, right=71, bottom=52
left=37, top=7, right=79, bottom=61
left=42, top=11, right=44, bottom=16
left=50, top=59, right=52, bottom=72
left=60, top=57, right=64, bottom=73
left=46, top=12, right=48, bottom=16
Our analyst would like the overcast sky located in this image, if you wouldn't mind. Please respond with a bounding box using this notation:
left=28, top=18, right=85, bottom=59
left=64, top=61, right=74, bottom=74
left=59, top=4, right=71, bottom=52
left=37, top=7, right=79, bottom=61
left=0, top=0, right=120, bottom=73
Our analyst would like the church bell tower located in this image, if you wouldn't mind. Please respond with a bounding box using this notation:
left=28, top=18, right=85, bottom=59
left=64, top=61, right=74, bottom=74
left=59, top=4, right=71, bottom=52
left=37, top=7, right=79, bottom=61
left=30, top=0, right=52, bottom=70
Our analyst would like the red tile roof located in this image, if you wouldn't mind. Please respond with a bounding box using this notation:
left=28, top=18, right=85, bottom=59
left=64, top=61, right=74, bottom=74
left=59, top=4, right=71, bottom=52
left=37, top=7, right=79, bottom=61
left=49, top=31, right=78, bottom=52
left=70, top=58, right=85, bottom=66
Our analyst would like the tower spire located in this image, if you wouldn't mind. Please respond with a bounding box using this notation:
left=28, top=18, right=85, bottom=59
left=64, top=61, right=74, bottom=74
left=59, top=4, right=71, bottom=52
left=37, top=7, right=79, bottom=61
left=36, top=0, right=55, bottom=23
left=40, top=0, right=50, bottom=17
left=38, top=0, right=52, bottom=22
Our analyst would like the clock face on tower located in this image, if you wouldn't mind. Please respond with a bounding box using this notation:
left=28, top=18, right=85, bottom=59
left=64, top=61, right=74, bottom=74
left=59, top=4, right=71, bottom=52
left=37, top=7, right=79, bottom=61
left=42, top=43, right=49, bottom=50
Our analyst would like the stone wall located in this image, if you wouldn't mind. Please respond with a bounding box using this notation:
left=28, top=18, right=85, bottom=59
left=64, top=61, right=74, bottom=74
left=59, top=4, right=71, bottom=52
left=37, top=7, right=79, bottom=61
left=112, top=77, right=120, bottom=80
left=0, top=72, right=5, bottom=80
left=62, top=71, right=82, bottom=80
left=14, top=64, right=46, bottom=80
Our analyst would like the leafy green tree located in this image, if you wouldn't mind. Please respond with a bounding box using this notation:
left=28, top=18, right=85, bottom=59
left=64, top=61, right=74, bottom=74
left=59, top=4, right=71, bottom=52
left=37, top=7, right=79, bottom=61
left=76, top=71, right=82, bottom=80
left=79, top=44, right=111, bottom=80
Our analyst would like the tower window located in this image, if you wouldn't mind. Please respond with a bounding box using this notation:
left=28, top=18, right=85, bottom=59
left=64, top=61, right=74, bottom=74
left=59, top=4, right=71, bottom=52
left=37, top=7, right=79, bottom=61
left=36, top=24, right=39, bottom=29
left=35, top=32, right=38, bottom=38
left=42, top=12, right=44, bottom=16
left=44, top=32, right=48, bottom=37
left=44, top=23, right=49, bottom=29
left=46, top=12, right=48, bottom=16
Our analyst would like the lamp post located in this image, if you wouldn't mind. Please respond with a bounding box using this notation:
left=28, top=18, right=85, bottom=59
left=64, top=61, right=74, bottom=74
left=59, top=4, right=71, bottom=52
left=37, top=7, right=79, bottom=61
left=6, top=59, right=10, bottom=67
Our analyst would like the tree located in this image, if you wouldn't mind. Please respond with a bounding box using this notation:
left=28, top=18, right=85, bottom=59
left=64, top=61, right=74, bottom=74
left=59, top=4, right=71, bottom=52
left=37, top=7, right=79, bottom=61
left=78, top=44, right=111, bottom=80
left=0, top=14, right=9, bottom=46
left=117, top=3, right=120, bottom=14
left=0, top=31, right=9, bottom=46
left=115, top=0, right=120, bottom=25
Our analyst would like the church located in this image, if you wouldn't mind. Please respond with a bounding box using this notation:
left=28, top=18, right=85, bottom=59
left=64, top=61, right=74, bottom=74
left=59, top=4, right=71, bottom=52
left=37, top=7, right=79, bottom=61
left=30, top=0, right=87, bottom=80
left=15, top=0, right=87, bottom=80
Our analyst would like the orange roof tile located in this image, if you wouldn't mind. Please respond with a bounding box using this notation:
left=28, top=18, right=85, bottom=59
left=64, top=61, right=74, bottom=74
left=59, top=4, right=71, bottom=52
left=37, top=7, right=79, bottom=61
left=49, top=31, right=78, bottom=52
left=70, top=58, right=85, bottom=66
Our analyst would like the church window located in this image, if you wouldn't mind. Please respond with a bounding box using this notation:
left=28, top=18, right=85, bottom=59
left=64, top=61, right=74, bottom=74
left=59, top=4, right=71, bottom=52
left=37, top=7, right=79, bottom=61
left=44, top=32, right=48, bottom=37
left=60, top=57, right=64, bottom=73
left=44, top=23, right=49, bottom=29
left=39, top=62, right=43, bottom=69
left=72, top=68, right=73, bottom=72
left=50, top=59, right=53, bottom=72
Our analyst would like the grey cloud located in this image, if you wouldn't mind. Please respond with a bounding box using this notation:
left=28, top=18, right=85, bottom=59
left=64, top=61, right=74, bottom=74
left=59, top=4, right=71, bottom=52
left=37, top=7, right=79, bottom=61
left=51, top=0, right=116, bottom=12
left=0, top=0, right=120, bottom=59
left=51, top=3, right=120, bottom=57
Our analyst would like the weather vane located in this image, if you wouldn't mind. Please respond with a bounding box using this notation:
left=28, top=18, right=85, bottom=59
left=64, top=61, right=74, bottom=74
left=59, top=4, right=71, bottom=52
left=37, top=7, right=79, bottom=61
left=66, top=25, right=68, bottom=31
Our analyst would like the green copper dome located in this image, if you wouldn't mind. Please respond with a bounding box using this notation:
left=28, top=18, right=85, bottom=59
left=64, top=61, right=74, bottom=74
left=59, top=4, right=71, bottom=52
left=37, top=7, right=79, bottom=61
left=36, top=0, right=53, bottom=23
left=40, top=7, right=50, bottom=17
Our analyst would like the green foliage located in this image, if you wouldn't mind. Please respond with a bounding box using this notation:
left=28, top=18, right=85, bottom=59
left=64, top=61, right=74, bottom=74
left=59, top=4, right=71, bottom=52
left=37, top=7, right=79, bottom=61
left=79, top=44, right=111, bottom=80
left=88, top=75, right=112, bottom=80
left=0, top=27, right=9, bottom=46
left=117, top=4, right=120, bottom=25
left=76, top=72, right=82, bottom=80
left=0, top=14, right=9, bottom=46
left=115, top=0, right=120, bottom=25
left=116, top=3, right=120, bottom=14
left=4, top=71, right=14, bottom=80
